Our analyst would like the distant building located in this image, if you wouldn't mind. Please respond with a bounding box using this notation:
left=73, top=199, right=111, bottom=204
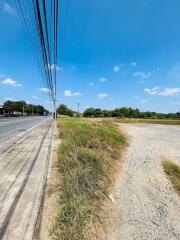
left=13, top=111, right=22, bottom=116
left=75, top=112, right=83, bottom=117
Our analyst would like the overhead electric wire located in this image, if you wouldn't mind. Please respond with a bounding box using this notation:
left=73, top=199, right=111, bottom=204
left=60, top=0, right=70, bottom=58
left=54, top=0, right=58, bottom=106
left=15, top=0, right=69, bottom=114
left=16, top=0, right=52, bottom=101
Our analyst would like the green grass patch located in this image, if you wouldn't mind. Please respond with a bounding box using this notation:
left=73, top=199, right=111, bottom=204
left=163, top=160, right=180, bottom=194
left=51, top=117, right=127, bottom=240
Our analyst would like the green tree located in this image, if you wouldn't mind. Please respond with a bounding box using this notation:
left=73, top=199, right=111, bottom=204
left=83, top=108, right=95, bottom=117
left=57, top=104, right=74, bottom=116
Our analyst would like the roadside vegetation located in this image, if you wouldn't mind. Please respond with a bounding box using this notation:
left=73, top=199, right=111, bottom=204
left=54, top=104, right=180, bottom=123
left=163, top=160, right=180, bottom=194
left=51, top=117, right=127, bottom=240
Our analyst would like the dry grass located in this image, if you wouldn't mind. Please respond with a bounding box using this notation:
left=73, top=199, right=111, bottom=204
left=163, top=160, right=180, bottom=194
left=50, top=117, right=127, bottom=240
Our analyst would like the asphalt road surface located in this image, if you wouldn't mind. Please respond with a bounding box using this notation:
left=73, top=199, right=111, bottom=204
left=107, top=123, right=180, bottom=240
left=0, top=116, right=51, bottom=152
left=0, top=117, right=53, bottom=240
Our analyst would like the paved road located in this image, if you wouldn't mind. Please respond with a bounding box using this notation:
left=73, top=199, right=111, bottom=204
left=107, top=123, right=180, bottom=240
left=0, top=116, right=51, bottom=152
left=0, top=117, right=53, bottom=240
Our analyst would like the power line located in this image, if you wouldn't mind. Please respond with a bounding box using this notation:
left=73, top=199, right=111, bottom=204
left=15, top=0, right=70, bottom=118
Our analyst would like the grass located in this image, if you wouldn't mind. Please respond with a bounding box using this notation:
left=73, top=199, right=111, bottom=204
left=51, top=117, right=127, bottom=240
left=162, top=160, right=180, bottom=194
left=112, top=118, right=180, bottom=125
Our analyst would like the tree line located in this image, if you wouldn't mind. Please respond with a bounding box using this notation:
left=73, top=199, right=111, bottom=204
left=1, top=100, right=49, bottom=116
left=83, top=107, right=180, bottom=119
left=56, top=104, right=180, bottom=119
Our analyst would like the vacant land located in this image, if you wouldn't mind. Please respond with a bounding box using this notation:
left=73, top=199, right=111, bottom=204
left=107, top=123, right=180, bottom=240
left=163, top=160, right=180, bottom=194
left=113, top=118, right=180, bottom=125
left=51, top=117, right=127, bottom=240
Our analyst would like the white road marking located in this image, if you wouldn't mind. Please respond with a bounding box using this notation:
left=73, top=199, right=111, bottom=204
left=3, top=118, right=51, bottom=145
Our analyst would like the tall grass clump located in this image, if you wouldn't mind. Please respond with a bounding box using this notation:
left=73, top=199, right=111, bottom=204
left=163, top=160, right=180, bottom=194
left=51, top=117, right=126, bottom=240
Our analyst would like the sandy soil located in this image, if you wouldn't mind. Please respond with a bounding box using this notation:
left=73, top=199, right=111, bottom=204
left=107, top=123, right=180, bottom=240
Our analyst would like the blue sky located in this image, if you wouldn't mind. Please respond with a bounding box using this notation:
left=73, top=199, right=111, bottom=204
left=0, top=0, right=180, bottom=113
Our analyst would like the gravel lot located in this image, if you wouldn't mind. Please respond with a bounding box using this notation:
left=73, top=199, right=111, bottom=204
left=107, top=123, right=180, bottom=240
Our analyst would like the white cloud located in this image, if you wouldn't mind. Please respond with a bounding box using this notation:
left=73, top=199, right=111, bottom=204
left=144, top=87, right=180, bottom=96
left=64, top=90, right=81, bottom=97
left=131, top=62, right=137, bottom=66
left=5, top=97, right=16, bottom=101
left=139, top=99, right=148, bottom=104
left=144, top=86, right=159, bottom=95
left=48, top=64, right=62, bottom=71
left=32, top=95, right=37, bottom=99
left=40, top=87, right=50, bottom=93
left=3, top=2, right=15, bottom=15
left=113, top=65, right=120, bottom=72
left=89, top=82, right=94, bottom=87
left=98, top=93, right=109, bottom=99
left=2, top=78, right=23, bottom=87
left=134, top=71, right=151, bottom=79
left=26, top=101, right=31, bottom=104
left=99, top=77, right=107, bottom=82
left=159, top=88, right=180, bottom=96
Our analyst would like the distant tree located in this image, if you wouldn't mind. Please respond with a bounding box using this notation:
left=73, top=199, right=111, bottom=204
left=83, top=106, right=180, bottom=120
left=102, top=110, right=112, bottom=117
left=3, top=100, right=48, bottom=116
left=94, top=108, right=103, bottom=117
left=57, top=104, right=74, bottom=116
left=83, top=108, right=96, bottom=117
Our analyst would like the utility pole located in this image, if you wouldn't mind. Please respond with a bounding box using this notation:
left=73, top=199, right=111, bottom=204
left=77, top=103, right=80, bottom=115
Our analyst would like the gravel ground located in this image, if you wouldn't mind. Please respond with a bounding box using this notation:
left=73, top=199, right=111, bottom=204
left=107, top=123, right=180, bottom=240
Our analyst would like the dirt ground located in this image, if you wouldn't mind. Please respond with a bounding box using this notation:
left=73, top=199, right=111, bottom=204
left=106, top=123, right=180, bottom=240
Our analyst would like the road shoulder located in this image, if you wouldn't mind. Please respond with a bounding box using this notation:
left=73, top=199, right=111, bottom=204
left=33, top=122, right=60, bottom=240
